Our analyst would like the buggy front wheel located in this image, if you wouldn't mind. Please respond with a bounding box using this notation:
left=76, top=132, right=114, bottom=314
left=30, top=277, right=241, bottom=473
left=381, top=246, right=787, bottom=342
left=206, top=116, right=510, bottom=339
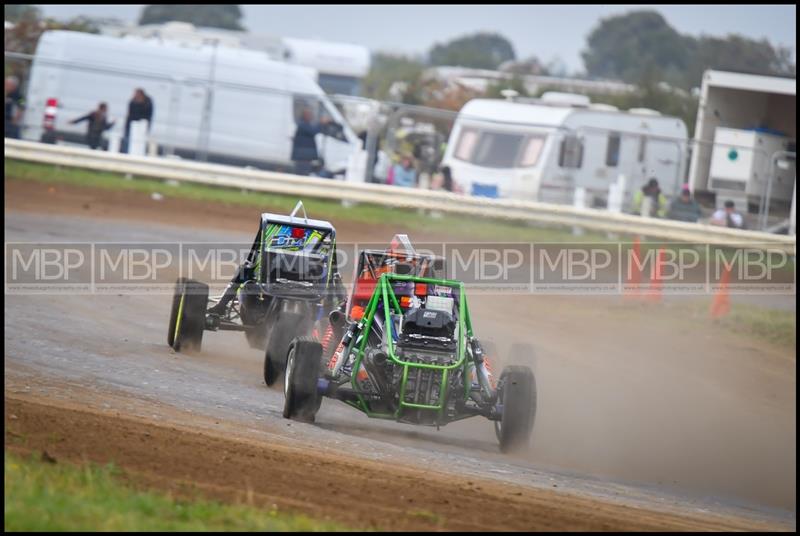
left=168, top=277, right=209, bottom=352
left=495, top=365, right=537, bottom=453
left=282, top=337, right=323, bottom=422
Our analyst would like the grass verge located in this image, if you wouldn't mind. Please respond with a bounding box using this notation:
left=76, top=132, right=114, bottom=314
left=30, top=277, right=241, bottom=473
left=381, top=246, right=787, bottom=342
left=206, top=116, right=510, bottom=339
left=4, top=451, right=348, bottom=531
left=710, top=302, right=795, bottom=350
left=681, top=300, right=796, bottom=351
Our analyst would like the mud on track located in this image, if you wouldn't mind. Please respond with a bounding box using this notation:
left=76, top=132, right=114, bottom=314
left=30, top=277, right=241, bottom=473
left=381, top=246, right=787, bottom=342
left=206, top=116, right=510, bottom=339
left=4, top=395, right=786, bottom=532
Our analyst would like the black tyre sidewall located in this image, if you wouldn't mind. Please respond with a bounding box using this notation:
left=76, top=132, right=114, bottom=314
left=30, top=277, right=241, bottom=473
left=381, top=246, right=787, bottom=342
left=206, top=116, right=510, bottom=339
left=498, top=366, right=536, bottom=453
left=168, top=277, right=187, bottom=348
left=175, top=280, right=209, bottom=353
left=264, top=347, right=279, bottom=386
left=265, top=312, right=310, bottom=385
left=282, top=337, right=322, bottom=422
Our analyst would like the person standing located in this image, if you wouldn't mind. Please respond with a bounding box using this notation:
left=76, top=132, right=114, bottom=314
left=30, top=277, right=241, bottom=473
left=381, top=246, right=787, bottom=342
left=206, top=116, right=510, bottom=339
left=123, top=88, right=153, bottom=152
left=290, top=106, right=342, bottom=176
left=70, top=102, right=115, bottom=150
left=667, top=185, right=702, bottom=223
left=5, top=76, right=25, bottom=139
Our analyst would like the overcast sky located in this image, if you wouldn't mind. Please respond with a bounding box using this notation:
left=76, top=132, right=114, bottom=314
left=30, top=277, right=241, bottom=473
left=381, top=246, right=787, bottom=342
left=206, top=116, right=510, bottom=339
left=34, top=4, right=797, bottom=73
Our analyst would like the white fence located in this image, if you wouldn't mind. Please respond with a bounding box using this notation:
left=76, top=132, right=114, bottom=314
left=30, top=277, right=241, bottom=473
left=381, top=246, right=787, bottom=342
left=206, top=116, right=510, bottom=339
left=5, top=138, right=796, bottom=255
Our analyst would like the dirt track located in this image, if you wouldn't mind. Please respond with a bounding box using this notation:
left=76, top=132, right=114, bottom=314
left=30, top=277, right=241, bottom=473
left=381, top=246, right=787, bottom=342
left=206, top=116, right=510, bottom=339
left=4, top=176, right=797, bottom=530
left=3, top=395, right=785, bottom=531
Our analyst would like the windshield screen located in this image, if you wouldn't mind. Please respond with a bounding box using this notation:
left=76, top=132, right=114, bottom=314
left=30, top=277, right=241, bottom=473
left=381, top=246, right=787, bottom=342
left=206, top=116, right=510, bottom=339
left=454, top=128, right=546, bottom=169
left=264, top=224, right=332, bottom=255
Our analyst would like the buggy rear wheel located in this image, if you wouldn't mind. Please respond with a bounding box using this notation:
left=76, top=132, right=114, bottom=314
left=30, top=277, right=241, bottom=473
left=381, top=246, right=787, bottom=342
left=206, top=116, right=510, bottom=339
left=168, top=277, right=209, bottom=352
left=495, top=365, right=537, bottom=453
left=282, top=337, right=323, bottom=422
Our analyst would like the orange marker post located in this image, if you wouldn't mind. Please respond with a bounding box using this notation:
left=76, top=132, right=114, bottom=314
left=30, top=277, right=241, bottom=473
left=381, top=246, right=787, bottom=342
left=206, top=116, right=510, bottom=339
left=710, top=263, right=732, bottom=319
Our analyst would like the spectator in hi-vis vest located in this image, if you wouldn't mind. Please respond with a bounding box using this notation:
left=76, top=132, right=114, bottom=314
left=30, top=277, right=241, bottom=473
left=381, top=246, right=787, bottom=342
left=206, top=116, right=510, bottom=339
left=632, top=177, right=667, bottom=218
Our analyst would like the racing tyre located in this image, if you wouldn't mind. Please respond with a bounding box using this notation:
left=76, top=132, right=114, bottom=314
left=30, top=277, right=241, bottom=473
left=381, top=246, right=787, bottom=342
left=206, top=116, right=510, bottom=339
left=168, top=277, right=209, bottom=352
left=282, top=337, right=323, bottom=422
left=495, top=365, right=537, bottom=453
left=264, top=313, right=308, bottom=387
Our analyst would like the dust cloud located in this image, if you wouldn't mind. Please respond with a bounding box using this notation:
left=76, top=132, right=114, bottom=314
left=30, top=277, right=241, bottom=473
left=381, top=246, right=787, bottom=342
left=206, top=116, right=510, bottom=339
left=465, top=292, right=796, bottom=512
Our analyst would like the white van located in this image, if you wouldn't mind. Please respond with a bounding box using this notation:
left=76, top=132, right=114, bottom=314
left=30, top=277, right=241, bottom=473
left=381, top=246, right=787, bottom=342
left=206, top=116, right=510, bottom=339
left=22, top=30, right=361, bottom=174
left=442, top=95, right=689, bottom=207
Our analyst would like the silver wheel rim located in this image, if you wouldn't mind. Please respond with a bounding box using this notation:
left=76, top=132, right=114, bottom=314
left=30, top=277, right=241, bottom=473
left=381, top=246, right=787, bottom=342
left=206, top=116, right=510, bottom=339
left=284, top=348, right=294, bottom=398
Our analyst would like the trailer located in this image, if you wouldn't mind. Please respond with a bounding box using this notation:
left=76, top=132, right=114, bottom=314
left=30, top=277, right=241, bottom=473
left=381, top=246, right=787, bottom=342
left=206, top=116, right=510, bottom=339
left=22, top=30, right=362, bottom=174
left=687, top=70, right=796, bottom=214
left=441, top=94, right=689, bottom=208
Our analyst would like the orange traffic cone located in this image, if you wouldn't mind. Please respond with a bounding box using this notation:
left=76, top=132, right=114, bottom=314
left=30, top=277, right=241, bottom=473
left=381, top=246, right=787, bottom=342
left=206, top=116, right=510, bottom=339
left=624, top=236, right=642, bottom=300
left=710, top=263, right=732, bottom=319
left=646, top=248, right=665, bottom=303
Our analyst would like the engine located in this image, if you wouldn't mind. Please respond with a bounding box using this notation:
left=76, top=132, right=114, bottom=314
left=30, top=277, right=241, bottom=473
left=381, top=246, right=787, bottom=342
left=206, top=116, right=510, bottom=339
left=350, top=295, right=462, bottom=424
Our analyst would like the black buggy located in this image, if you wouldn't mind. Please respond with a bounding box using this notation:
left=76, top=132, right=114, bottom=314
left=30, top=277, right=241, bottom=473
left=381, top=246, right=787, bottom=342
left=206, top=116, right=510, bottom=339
left=167, top=202, right=345, bottom=386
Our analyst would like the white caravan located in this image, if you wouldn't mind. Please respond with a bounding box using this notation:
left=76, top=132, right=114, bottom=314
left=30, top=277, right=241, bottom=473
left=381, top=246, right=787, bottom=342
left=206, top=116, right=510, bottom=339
left=442, top=94, right=689, bottom=208
left=22, top=30, right=361, bottom=174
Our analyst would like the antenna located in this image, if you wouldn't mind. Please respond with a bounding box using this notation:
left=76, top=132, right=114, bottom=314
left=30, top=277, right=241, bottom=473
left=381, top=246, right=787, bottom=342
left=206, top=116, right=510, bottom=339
left=289, top=200, right=308, bottom=222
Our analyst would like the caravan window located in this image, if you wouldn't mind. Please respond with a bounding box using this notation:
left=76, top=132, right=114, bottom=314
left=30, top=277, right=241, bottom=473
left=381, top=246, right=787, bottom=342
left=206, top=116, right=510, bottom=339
left=472, top=132, right=524, bottom=168
left=454, top=128, right=543, bottom=168
left=605, top=133, right=621, bottom=167
left=519, top=136, right=546, bottom=167
left=455, top=128, right=479, bottom=160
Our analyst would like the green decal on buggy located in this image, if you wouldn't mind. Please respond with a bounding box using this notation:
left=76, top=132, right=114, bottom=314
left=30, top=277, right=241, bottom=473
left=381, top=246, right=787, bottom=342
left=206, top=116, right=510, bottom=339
left=173, top=292, right=185, bottom=344
left=255, top=223, right=280, bottom=282
left=325, top=236, right=335, bottom=288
